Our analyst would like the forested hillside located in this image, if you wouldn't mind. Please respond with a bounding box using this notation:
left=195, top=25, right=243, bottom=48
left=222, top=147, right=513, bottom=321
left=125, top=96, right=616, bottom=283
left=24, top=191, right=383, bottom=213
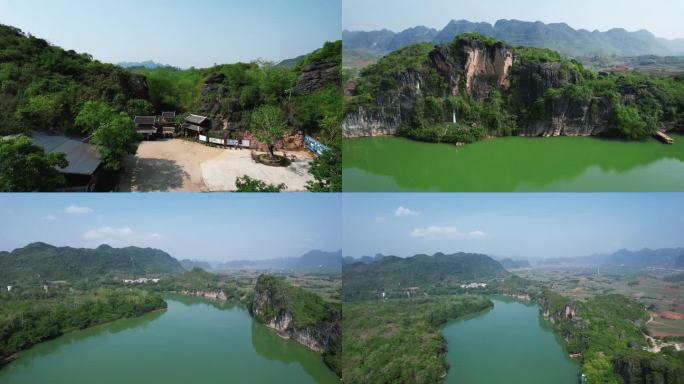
left=342, top=252, right=508, bottom=301
left=0, top=243, right=185, bottom=283
left=0, top=24, right=153, bottom=136
left=133, top=40, right=342, bottom=145
left=345, top=33, right=684, bottom=142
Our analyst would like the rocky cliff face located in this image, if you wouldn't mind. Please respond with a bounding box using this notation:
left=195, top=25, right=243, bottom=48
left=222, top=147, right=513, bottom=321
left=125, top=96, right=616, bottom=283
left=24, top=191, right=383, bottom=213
left=180, top=289, right=227, bottom=301
left=343, top=37, right=622, bottom=138
left=429, top=38, right=514, bottom=100
left=249, top=277, right=340, bottom=354
left=295, top=59, right=340, bottom=93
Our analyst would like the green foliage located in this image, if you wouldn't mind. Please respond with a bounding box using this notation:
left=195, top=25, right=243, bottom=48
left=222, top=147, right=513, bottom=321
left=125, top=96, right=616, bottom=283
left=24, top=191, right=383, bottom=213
left=74, top=101, right=116, bottom=134
left=0, top=288, right=166, bottom=360
left=540, top=292, right=684, bottom=382
left=343, top=253, right=509, bottom=302
left=0, top=242, right=185, bottom=285
left=0, top=136, right=67, bottom=191
left=250, top=105, right=287, bottom=157
left=455, top=32, right=498, bottom=46
left=355, top=42, right=433, bottom=96
left=0, top=24, right=150, bottom=135
left=342, top=296, right=493, bottom=384
left=306, top=143, right=342, bottom=192
left=235, top=175, right=286, bottom=192
left=615, top=104, right=649, bottom=139
left=125, top=99, right=154, bottom=117
left=251, top=275, right=341, bottom=374
left=295, top=41, right=342, bottom=72
left=90, top=112, right=139, bottom=171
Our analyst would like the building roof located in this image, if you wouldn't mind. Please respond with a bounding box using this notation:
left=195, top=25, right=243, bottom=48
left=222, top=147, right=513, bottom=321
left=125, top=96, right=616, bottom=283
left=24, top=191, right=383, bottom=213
left=161, top=111, right=176, bottom=119
left=183, top=124, right=206, bottom=132
left=134, top=116, right=156, bottom=125
left=162, top=126, right=176, bottom=132
left=31, top=133, right=101, bottom=176
left=185, top=114, right=208, bottom=125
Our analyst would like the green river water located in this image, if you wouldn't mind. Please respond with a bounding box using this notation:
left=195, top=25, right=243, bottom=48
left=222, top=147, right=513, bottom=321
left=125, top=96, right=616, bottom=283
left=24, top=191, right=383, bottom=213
left=0, top=295, right=338, bottom=384
left=443, top=297, right=579, bottom=384
left=343, top=135, right=684, bottom=191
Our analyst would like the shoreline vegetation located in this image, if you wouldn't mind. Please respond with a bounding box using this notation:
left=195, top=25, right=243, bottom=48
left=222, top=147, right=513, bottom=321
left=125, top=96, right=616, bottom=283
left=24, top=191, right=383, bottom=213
left=0, top=288, right=167, bottom=366
left=342, top=296, right=493, bottom=383
left=344, top=33, right=684, bottom=146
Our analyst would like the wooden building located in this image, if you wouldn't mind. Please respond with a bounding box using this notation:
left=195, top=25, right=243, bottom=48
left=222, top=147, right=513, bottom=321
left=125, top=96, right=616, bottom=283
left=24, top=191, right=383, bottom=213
left=31, top=133, right=103, bottom=192
left=182, top=114, right=210, bottom=137
left=134, top=116, right=158, bottom=139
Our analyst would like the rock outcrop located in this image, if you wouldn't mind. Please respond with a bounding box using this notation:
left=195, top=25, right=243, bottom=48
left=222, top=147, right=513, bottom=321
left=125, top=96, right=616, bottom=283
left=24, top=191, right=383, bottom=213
left=343, top=35, right=629, bottom=138
left=249, top=275, right=341, bottom=375
left=295, top=59, right=340, bottom=93
left=179, top=289, right=227, bottom=301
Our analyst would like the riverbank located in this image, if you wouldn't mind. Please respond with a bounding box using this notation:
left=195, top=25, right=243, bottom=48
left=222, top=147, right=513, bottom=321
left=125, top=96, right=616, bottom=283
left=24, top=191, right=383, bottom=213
left=341, top=296, right=493, bottom=383
left=0, top=289, right=167, bottom=370
left=0, top=297, right=338, bottom=384
left=442, top=297, right=579, bottom=384
left=343, top=134, right=684, bottom=191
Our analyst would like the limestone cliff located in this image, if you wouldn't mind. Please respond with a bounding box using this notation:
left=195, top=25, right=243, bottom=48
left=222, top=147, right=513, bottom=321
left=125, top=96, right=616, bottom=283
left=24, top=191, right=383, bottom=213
left=343, top=34, right=684, bottom=140
left=249, top=275, right=341, bottom=376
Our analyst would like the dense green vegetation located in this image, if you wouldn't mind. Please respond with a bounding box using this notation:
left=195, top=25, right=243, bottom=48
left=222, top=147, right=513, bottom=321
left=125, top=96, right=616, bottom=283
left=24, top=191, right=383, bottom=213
left=0, top=136, right=67, bottom=191
left=141, top=268, right=251, bottom=304
left=342, top=296, right=493, bottom=384
left=0, top=24, right=152, bottom=136
left=348, top=33, right=684, bottom=144
left=540, top=291, right=684, bottom=383
left=342, top=252, right=509, bottom=301
left=0, top=287, right=166, bottom=362
left=251, top=275, right=341, bottom=375
left=0, top=243, right=185, bottom=285
left=235, top=175, right=287, bottom=192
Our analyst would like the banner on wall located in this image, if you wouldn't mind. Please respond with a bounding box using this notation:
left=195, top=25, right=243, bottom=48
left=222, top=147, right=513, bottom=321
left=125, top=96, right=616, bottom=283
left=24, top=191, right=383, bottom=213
left=304, top=135, right=328, bottom=157
left=209, top=137, right=224, bottom=145
left=199, top=135, right=207, bottom=142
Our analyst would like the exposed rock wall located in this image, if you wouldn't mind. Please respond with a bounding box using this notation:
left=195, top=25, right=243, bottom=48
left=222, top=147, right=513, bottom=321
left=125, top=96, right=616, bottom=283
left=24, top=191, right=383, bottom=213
left=343, top=37, right=623, bottom=139
left=179, top=289, right=227, bottom=301
left=250, top=276, right=341, bottom=353
left=295, top=59, right=340, bottom=93
left=250, top=280, right=340, bottom=354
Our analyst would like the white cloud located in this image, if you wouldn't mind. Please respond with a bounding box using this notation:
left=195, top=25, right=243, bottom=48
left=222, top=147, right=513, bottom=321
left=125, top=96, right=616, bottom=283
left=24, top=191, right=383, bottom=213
left=84, top=226, right=133, bottom=239
left=41, top=215, right=57, bottom=221
left=410, top=226, right=488, bottom=239
left=395, top=206, right=418, bottom=216
left=148, top=233, right=163, bottom=239
left=375, top=216, right=386, bottom=223
left=65, top=205, right=94, bottom=214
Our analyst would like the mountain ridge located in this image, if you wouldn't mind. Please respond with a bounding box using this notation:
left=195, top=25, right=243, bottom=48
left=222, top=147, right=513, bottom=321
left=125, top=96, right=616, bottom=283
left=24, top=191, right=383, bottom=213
left=343, top=19, right=684, bottom=58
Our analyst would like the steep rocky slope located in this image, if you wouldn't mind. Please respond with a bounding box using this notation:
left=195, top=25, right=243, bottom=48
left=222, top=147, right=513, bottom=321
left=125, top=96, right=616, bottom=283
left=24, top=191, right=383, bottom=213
left=249, top=275, right=341, bottom=376
left=344, top=33, right=684, bottom=141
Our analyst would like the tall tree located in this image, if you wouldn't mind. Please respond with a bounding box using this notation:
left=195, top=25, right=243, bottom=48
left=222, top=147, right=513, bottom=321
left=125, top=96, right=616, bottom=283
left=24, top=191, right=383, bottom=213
left=0, top=136, right=68, bottom=191
left=74, top=101, right=116, bottom=134
left=250, top=105, right=288, bottom=158
left=90, top=113, right=139, bottom=171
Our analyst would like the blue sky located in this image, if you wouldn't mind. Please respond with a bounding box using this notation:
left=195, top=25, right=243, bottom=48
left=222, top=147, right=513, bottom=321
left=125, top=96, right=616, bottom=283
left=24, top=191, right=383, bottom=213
left=343, top=0, right=684, bottom=39
left=0, top=194, right=341, bottom=262
left=342, top=194, right=684, bottom=259
left=0, top=0, right=341, bottom=68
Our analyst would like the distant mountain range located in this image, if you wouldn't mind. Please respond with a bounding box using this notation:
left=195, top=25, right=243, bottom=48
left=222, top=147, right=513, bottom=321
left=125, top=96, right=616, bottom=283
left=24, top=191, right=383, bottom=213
left=343, top=252, right=508, bottom=301
left=0, top=243, right=185, bottom=283
left=182, top=249, right=343, bottom=273
left=116, top=60, right=170, bottom=69
left=343, top=19, right=684, bottom=59
left=540, top=248, right=684, bottom=268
